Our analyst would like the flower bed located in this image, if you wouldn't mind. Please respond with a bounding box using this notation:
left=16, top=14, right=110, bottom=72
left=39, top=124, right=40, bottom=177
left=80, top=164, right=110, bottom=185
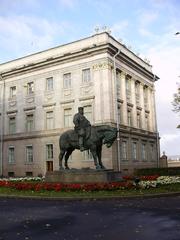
left=0, top=175, right=180, bottom=192
left=0, top=181, right=134, bottom=192
left=139, top=176, right=180, bottom=189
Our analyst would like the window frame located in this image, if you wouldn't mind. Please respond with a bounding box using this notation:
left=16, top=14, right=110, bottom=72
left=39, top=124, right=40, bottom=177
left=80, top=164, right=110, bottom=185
left=9, top=116, right=16, bottom=134
left=46, top=144, right=54, bottom=160
left=46, top=111, right=54, bottom=130
left=64, top=108, right=72, bottom=128
left=26, top=145, right=33, bottom=164
left=8, top=146, right=15, bottom=164
left=10, top=86, right=17, bottom=99
left=27, top=82, right=34, bottom=95
left=63, top=73, right=71, bottom=89
left=82, top=68, right=91, bottom=84
left=26, top=113, right=34, bottom=132
left=46, top=77, right=54, bottom=91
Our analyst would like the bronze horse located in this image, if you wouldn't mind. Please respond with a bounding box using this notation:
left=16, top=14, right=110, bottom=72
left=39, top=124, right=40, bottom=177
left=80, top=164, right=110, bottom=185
left=59, top=125, right=117, bottom=170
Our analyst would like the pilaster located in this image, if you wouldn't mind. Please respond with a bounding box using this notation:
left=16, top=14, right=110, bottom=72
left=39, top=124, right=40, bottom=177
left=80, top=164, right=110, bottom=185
left=120, top=72, right=127, bottom=125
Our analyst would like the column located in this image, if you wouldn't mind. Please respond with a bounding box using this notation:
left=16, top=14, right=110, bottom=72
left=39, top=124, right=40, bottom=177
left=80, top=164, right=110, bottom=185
left=151, top=88, right=158, bottom=132
left=120, top=72, right=127, bottom=125
left=131, top=79, right=136, bottom=128
left=139, top=83, right=145, bottom=129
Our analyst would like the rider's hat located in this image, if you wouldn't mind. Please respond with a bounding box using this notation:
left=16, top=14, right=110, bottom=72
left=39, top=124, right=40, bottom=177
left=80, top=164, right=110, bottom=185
left=78, top=107, right=84, bottom=111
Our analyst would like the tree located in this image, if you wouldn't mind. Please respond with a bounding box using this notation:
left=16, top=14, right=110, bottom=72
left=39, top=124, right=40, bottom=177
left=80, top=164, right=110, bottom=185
left=172, top=83, right=180, bottom=128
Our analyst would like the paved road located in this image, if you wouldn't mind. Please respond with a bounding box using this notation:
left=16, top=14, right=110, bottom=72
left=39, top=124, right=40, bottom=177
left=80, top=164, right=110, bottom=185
left=0, top=196, right=180, bottom=240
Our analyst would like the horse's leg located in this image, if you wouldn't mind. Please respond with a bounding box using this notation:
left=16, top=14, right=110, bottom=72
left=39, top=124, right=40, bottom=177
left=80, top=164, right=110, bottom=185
left=64, top=148, right=74, bottom=170
left=59, top=149, right=65, bottom=170
left=90, top=147, right=101, bottom=170
left=97, top=145, right=104, bottom=169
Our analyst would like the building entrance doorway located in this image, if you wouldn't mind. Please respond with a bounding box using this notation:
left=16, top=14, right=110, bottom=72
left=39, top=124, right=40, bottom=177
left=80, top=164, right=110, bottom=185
left=46, top=161, right=53, bottom=172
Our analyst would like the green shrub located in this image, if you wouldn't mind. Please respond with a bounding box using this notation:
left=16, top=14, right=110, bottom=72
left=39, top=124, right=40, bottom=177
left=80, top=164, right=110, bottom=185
left=135, top=167, right=180, bottom=176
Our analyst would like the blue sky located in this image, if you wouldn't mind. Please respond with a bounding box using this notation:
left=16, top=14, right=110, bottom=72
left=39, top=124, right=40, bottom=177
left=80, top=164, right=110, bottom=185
left=0, top=0, right=180, bottom=156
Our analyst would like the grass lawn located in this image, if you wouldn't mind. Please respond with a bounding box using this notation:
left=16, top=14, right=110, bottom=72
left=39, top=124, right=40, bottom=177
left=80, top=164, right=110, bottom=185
left=0, top=183, right=180, bottom=199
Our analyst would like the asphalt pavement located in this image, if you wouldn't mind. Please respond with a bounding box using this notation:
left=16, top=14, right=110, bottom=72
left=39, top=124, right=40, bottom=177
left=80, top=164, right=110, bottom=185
left=0, top=196, right=180, bottom=240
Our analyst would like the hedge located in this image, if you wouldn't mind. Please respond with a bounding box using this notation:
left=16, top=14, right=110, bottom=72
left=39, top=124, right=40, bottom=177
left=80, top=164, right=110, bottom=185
left=135, top=167, right=180, bottom=176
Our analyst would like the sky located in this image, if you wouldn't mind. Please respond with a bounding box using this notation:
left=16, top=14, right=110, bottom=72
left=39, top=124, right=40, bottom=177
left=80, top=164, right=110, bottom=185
left=0, top=0, right=180, bottom=156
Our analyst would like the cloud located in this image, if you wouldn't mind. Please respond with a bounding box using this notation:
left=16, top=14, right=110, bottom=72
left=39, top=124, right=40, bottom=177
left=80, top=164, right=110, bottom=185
left=0, top=0, right=39, bottom=12
left=139, top=11, right=158, bottom=27
left=160, top=133, right=180, bottom=155
left=58, top=0, right=78, bottom=8
left=0, top=15, right=72, bottom=62
left=134, top=1, right=180, bottom=155
left=161, top=133, right=180, bottom=144
left=111, top=21, right=129, bottom=38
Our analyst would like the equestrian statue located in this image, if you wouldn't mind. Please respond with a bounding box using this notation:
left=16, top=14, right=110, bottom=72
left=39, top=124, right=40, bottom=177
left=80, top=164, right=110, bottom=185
left=59, top=107, right=117, bottom=170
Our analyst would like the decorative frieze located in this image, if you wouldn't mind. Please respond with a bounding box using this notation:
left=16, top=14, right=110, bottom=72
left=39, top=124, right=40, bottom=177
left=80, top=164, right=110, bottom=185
left=92, top=61, right=113, bottom=71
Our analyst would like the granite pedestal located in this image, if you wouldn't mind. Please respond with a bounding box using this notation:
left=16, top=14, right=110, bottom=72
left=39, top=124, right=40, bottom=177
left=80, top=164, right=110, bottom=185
left=45, top=169, right=122, bottom=183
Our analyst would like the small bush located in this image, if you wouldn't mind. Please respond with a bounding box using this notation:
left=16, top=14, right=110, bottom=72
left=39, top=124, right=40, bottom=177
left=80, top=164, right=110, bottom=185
left=135, top=167, right=180, bottom=176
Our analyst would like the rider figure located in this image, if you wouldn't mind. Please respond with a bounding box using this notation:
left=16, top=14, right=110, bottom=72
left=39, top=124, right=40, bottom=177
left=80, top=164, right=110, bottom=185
left=73, top=107, right=91, bottom=152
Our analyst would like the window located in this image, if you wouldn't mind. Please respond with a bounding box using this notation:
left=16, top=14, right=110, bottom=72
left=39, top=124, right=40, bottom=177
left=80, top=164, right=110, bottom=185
left=46, top=77, right=53, bottom=91
left=84, top=105, right=92, bottom=122
left=137, top=113, right=141, bottom=128
left=10, top=86, right=16, bottom=98
left=135, top=82, right=140, bottom=105
left=26, top=114, right=34, bottom=132
left=142, top=143, right=147, bottom=161
left=27, top=82, right=34, bottom=95
left=144, top=86, right=148, bottom=108
left=82, top=68, right=91, bottom=83
left=46, top=111, right=54, bottom=129
left=83, top=150, right=93, bottom=161
left=126, top=77, right=131, bottom=101
left=127, top=110, right=132, bottom=126
left=8, top=146, right=15, bottom=164
left=150, top=144, right=154, bottom=161
left=132, top=142, right=137, bottom=160
left=121, top=141, right=127, bottom=161
left=9, top=117, right=16, bottom=134
left=26, top=146, right=33, bottom=163
left=8, top=172, right=15, bottom=177
left=26, top=172, right=33, bottom=177
left=46, top=144, right=53, bottom=159
left=64, top=108, right=72, bottom=127
left=63, top=73, right=71, bottom=89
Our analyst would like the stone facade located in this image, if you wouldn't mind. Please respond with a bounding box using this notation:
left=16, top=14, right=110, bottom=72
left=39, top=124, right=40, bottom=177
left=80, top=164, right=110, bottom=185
left=0, top=32, right=159, bottom=177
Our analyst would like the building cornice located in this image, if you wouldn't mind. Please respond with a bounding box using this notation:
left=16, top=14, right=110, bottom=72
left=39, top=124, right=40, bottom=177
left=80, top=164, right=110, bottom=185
left=0, top=36, right=159, bottom=82
left=107, top=44, right=159, bottom=82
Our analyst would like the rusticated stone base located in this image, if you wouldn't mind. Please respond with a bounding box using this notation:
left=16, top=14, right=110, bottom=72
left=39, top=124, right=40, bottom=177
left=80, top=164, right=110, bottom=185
left=45, top=169, right=122, bottom=183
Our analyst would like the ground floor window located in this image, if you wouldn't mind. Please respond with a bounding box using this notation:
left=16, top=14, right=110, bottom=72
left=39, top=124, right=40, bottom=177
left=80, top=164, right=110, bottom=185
left=26, top=171, right=33, bottom=177
left=8, top=172, right=15, bottom=177
left=26, top=146, right=33, bottom=163
left=132, top=142, right=138, bottom=161
left=46, top=161, right=53, bottom=172
left=141, top=143, right=147, bottom=161
left=121, top=141, right=128, bottom=161
left=46, top=144, right=53, bottom=159
left=83, top=150, right=93, bottom=161
left=8, top=146, right=15, bottom=164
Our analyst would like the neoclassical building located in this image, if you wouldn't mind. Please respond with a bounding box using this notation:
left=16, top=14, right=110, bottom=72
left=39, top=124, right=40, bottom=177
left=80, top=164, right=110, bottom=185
left=0, top=32, right=159, bottom=177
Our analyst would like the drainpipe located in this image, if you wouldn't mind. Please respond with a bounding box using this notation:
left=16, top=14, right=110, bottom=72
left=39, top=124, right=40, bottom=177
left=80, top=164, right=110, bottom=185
left=0, top=74, right=5, bottom=177
left=153, top=74, right=160, bottom=167
left=113, top=49, right=121, bottom=172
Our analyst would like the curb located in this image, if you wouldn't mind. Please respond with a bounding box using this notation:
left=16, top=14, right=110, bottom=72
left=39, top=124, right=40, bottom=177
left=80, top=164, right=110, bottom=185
left=0, top=191, right=180, bottom=201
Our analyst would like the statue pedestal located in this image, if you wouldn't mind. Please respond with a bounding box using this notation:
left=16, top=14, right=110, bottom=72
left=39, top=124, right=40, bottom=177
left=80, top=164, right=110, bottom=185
left=45, top=169, right=122, bottom=183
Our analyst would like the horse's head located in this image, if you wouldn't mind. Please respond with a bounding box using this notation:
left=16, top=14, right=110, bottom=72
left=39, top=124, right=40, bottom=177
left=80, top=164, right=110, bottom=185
left=102, top=127, right=117, bottom=148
